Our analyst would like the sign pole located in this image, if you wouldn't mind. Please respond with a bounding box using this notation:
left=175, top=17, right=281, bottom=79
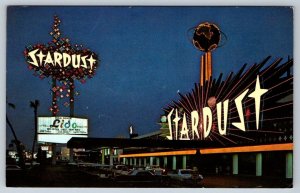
left=200, top=51, right=212, bottom=86
left=70, top=78, right=74, bottom=117
left=24, top=15, right=99, bottom=165
left=69, top=78, right=74, bottom=162
left=51, top=77, right=57, bottom=165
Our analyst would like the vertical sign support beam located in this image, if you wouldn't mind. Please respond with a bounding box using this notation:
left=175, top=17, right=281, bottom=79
left=51, top=143, right=56, bottom=165
left=200, top=54, right=204, bottom=86
left=134, top=158, right=137, bottom=166
left=144, top=158, right=147, bottom=167
left=69, top=148, right=74, bottom=162
left=232, top=154, right=239, bottom=175
left=207, top=52, right=212, bottom=81
left=256, top=153, right=262, bottom=176
left=138, top=158, right=142, bottom=166
left=51, top=78, right=57, bottom=165
left=200, top=52, right=212, bottom=86
left=70, top=78, right=75, bottom=117
left=286, top=152, right=293, bottom=179
left=66, top=78, right=75, bottom=165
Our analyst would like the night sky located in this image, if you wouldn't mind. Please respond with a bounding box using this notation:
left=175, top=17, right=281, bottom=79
left=6, top=6, right=293, bottom=149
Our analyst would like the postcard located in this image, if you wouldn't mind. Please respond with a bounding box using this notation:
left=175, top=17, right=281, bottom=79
left=6, top=6, right=293, bottom=188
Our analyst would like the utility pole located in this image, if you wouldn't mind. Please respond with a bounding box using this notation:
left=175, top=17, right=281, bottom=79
left=30, top=100, right=39, bottom=166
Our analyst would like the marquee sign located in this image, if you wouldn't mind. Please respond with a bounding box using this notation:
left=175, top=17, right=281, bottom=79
left=161, top=21, right=293, bottom=145
left=37, top=116, right=88, bottom=143
left=24, top=15, right=99, bottom=115
left=38, top=116, right=88, bottom=135
left=24, top=15, right=98, bottom=81
left=163, top=57, right=293, bottom=145
left=26, top=48, right=97, bottom=81
left=166, top=76, right=267, bottom=140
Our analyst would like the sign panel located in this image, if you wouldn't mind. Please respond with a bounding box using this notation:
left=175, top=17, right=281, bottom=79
left=37, top=134, right=87, bottom=144
left=38, top=116, right=88, bottom=135
left=37, top=116, right=88, bottom=143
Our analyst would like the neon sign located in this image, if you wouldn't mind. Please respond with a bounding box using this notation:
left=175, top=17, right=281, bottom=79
left=25, top=48, right=97, bottom=81
left=38, top=116, right=88, bottom=135
left=163, top=56, right=293, bottom=144
left=24, top=16, right=98, bottom=81
left=24, top=15, right=99, bottom=115
left=27, top=49, right=96, bottom=70
left=166, top=76, right=268, bottom=140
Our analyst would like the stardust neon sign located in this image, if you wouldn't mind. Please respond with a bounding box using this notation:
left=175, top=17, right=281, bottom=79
left=27, top=49, right=97, bottom=69
left=24, top=15, right=99, bottom=115
left=24, top=15, right=99, bottom=81
left=166, top=76, right=268, bottom=140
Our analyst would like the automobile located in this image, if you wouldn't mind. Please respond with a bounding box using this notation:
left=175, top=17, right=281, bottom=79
left=6, top=165, right=22, bottom=171
left=128, top=169, right=155, bottom=176
left=146, top=165, right=166, bottom=175
left=112, top=165, right=131, bottom=176
left=25, top=161, right=40, bottom=166
left=151, top=168, right=166, bottom=175
left=113, top=169, right=162, bottom=183
left=132, top=165, right=145, bottom=170
left=145, top=165, right=159, bottom=170
left=167, top=169, right=203, bottom=184
left=67, top=162, right=78, bottom=167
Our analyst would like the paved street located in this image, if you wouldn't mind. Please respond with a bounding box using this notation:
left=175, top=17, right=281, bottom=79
left=6, top=165, right=292, bottom=188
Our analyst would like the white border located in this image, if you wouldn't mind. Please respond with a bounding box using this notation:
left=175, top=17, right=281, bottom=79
left=1, top=1, right=298, bottom=193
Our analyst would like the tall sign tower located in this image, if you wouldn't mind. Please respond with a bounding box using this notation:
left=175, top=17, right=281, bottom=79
left=192, top=22, right=221, bottom=85
left=24, top=16, right=99, bottom=164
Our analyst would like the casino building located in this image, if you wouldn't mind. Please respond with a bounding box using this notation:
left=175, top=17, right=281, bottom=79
left=68, top=90, right=292, bottom=179
left=68, top=55, right=293, bottom=180
left=68, top=22, right=293, bottom=181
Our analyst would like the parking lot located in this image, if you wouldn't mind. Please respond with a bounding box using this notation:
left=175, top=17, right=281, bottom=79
left=6, top=164, right=292, bottom=188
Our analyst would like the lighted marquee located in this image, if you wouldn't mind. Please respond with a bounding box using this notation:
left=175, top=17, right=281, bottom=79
left=24, top=15, right=98, bottom=81
left=37, top=116, right=88, bottom=143
left=24, top=16, right=99, bottom=115
left=163, top=57, right=293, bottom=145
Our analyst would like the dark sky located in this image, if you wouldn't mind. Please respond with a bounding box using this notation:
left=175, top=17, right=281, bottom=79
left=6, top=6, right=293, bottom=149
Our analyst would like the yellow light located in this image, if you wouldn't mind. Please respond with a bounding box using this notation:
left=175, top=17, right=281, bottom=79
left=119, top=149, right=196, bottom=158
left=200, top=143, right=293, bottom=154
left=119, top=143, right=292, bottom=158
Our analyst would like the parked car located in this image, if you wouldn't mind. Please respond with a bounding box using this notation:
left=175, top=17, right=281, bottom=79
left=113, top=169, right=154, bottom=182
left=112, top=165, right=131, bottom=176
left=113, top=169, right=170, bottom=183
left=146, top=165, right=166, bottom=175
left=25, top=161, right=40, bottom=168
left=128, top=169, right=155, bottom=176
left=132, top=165, right=145, bottom=170
left=6, top=165, right=22, bottom=171
left=167, top=169, right=203, bottom=184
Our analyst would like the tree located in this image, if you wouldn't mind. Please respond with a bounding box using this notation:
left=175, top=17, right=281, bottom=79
left=30, top=100, right=39, bottom=165
left=6, top=102, right=25, bottom=168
